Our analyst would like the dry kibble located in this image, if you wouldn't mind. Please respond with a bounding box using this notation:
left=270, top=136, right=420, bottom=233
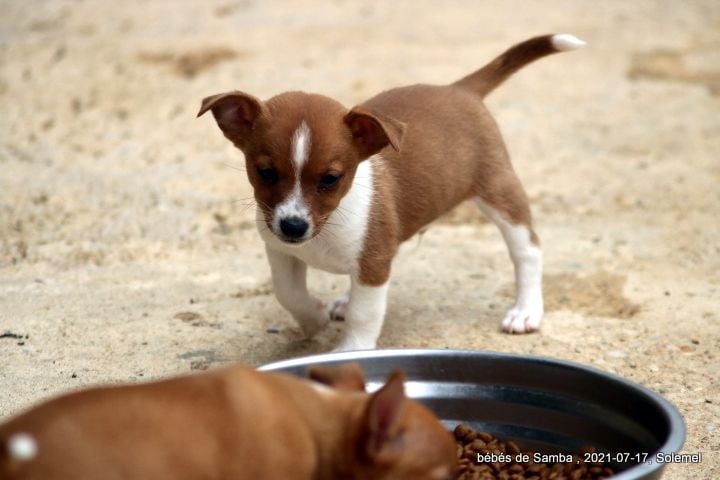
left=508, top=464, right=523, bottom=474
left=528, top=463, right=543, bottom=473
left=477, top=431, right=494, bottom=442
left=454, top=424, right=475, bottom=441
left=452, top=425, right=615, bottom=480
left=470, top=438, right=487, bottom=450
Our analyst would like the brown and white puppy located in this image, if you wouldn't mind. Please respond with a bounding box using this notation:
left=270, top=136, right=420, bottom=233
left=199, top=34, right=585, bottom=350
left=0, top=364, right=456, bottom=480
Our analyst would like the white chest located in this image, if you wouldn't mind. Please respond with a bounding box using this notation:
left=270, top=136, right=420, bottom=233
left=258, top=159, right=375, bottom=275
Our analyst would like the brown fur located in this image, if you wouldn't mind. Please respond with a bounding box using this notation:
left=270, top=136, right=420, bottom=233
left=198, top=35, right=561, bottom=287
left=359, top=83, right=540, bottom=262
left=308, top=362, right=366, bottom=392
left=0, top=365, right=456, bottom=480
left=454, top=34, right=564, bottom=97
left=358, top=158, right=399, bottom=285
left=200, top=91, right=373, bottom=238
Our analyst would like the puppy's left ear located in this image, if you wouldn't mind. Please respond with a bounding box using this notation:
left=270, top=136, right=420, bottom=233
left=309, top=363, right=366, bottom=392
left=344, top=107, right=405, bottom=158
left=362, top=370, right=407, bottom=463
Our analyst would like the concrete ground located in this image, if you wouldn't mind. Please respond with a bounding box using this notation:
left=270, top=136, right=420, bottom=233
left=1, top=1, right=718, bottom=477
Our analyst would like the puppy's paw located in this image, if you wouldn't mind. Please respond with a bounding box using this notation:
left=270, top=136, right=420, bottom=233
left=295, top=303, right=330, bottom=339
left=298, top=314, right=330, bottom=338
left=332, top=336, right=376, bottom=352
left=501, top=297, right=543, bottom=334
left=328, top=293, right=350, bottom=321
left=331, top=341, right=374, bottom=353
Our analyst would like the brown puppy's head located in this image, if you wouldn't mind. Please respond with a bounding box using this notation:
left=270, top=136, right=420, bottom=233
left=351, top=371, right=457, bottom=480
left=198, top=91, right=405, bottom=245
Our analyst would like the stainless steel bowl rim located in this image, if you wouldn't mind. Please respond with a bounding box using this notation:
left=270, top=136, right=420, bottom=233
left=260, top=348, right=686, bottom=480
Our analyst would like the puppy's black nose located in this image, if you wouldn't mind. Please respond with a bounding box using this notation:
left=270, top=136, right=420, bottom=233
left=280, top=217, right=309, bottom=239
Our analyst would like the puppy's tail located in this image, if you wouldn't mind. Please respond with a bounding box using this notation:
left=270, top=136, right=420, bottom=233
left=453, top=34, right=585, bottom=98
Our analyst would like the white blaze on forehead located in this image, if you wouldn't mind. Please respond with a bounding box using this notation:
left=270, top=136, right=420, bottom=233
left=271, top=120, right=313, bottom=240
left=291, top=121, right=311, bottom=173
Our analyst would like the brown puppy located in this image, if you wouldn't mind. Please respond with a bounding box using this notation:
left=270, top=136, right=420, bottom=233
left=0, top=364, right=456, bottom=480
left=199, top=34, right=585, bottom=350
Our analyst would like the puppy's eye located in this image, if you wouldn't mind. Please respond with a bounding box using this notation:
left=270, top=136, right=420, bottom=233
left=318, top=173, right=342, bottom=190
left=257, top=167, right=279, bottom=185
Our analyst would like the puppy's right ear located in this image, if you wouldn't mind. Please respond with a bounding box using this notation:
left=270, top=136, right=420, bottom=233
left=363, top=371, right=407, bottom=463
left=197, top=91, right=264, bottom=146
left=344, top=107, right=405, bottom=158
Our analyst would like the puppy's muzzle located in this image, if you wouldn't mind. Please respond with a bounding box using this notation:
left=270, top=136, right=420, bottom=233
left=280, top=216, right=309, bottom=241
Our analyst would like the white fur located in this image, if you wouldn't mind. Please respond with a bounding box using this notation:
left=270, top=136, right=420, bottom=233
left=329, top=291, right=350, bottom=320
left=260, top=157, right=375, bottom=273
left=476, top=199, right=544, bottom=333
left=261, top=157, right=376, bottom=342
left=272, top=183, right=313, bottom=240
left=292, top=121, right=311, bottom=172
left=551, top=34, right=586, bottom=52
left=265, top=247, right=328, bottom=338
left=7, top=433, right=37, bottom=461
left=333, top=280, right=390, bottom=351
left=271, top=121, right=314, bottom=240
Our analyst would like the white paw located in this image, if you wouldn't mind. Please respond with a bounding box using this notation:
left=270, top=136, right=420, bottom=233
left=501, top=297, right=543, bottom=334
left=295, top=303, right=330, bottom=339
left=332, top=335, right=376, bottom=352
left=332, top=341, right=374, bottom=353
left=328, top=293, right=350, bottom=321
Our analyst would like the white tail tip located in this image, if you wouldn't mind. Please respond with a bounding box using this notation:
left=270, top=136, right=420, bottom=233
left=551, top=34, right=586, bottom=51
left=7, top=433, right=37, bottom=461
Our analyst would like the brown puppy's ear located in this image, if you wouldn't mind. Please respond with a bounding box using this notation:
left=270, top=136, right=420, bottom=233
left=197, top=91, right=264, bottom=145
left=344, top=107, right=405, bottom=158
left=363, top=370, right=407, bottom=462
left=308, top=363, right=367, bottom=392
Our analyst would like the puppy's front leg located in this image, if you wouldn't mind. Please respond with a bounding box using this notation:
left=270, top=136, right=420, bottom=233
left=333, top=277, right=390, bottom=351
left=266, top=247, right=329, bottom=338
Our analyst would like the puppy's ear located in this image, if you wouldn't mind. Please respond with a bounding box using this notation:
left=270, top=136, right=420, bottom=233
left=344, top=107, right=405, bottom=158
left=197, top=91, right=264, bottom=146
left=363, top=370, right=407, bottom=462
left=308, top=363, right=366, bottom=392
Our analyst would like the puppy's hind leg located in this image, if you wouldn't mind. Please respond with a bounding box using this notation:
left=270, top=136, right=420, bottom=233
left=476, top=175, right=543, bottom=333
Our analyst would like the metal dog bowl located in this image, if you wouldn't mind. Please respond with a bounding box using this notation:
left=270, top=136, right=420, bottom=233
left=260, top=349, right=685, bottom=480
